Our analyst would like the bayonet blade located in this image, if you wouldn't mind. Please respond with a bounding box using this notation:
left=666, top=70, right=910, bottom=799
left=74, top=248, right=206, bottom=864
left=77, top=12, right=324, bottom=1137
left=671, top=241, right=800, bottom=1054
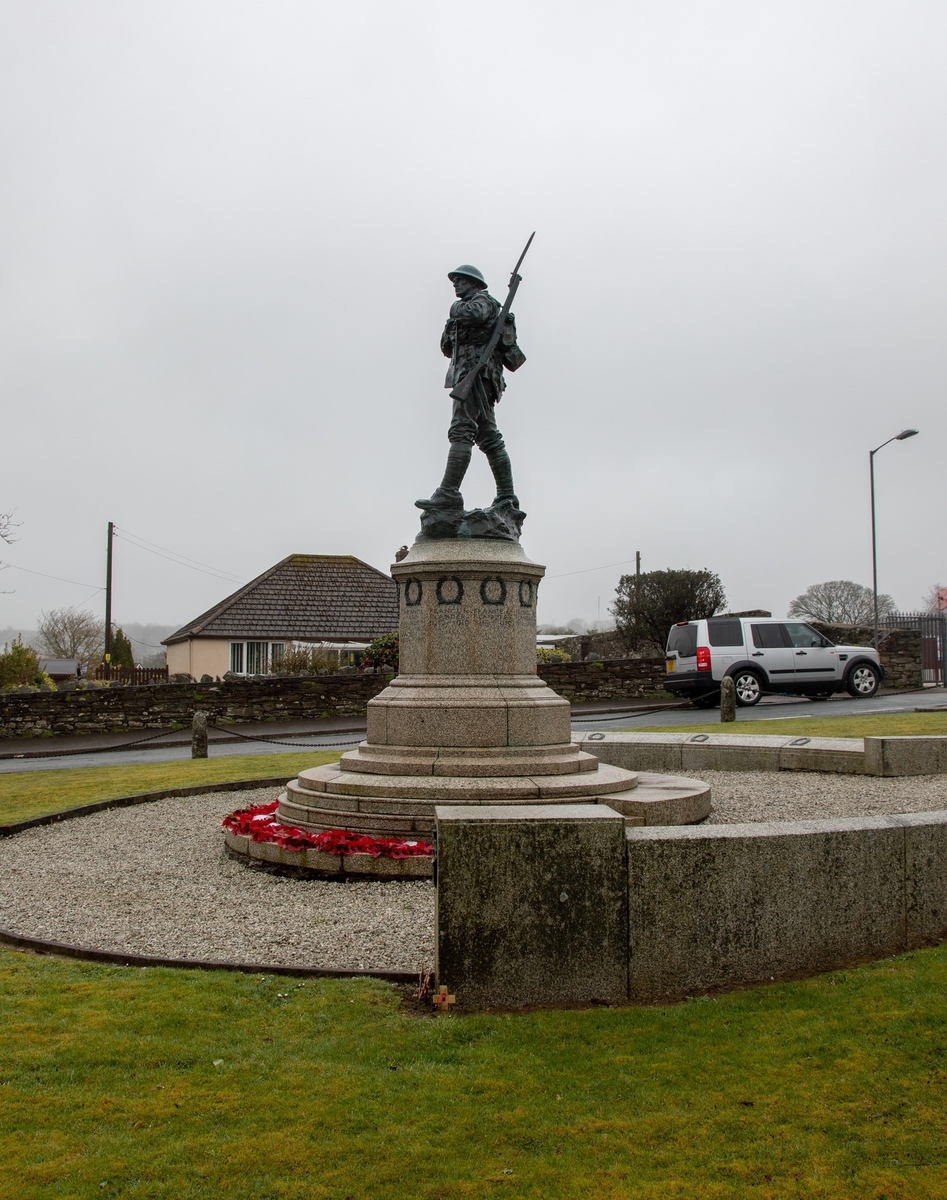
left=510, top=231, right=535, bottom=280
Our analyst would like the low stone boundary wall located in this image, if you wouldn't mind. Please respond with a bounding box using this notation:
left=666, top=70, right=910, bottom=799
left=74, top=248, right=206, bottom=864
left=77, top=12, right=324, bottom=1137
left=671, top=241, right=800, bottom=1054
left=538, top=658, right=666, bottom=701
left=0, top=676, right=390, bottom=739
left=0, top=667, right=672, bottom=742
left=0, top=641, right=927, bottom=738
left=580, top=731, right=947, bottom=777
left=435, top=805, right=947, bottom=1008
left=811, top=624, right=922, bottom=691
left=0, top=664, right=670, bottom=739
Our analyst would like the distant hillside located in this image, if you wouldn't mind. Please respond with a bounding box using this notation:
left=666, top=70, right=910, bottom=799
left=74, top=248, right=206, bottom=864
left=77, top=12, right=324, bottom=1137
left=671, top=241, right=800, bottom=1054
left=0, top=622, right=175, bottom=666
left=121, top=623, right=176, bottom=666
left=121, top=623, right=177, bottom=651
left=0, top=627, right=38, bottom=650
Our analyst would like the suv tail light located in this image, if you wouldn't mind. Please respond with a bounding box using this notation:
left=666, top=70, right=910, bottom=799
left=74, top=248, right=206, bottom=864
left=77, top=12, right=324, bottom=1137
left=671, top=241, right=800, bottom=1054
left=696, top=646, right=712, bottom=672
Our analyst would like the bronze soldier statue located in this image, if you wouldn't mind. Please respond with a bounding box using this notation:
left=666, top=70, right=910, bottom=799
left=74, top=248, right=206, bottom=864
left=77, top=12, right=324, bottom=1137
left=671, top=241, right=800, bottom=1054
left=416, top=260, right=526, bottom=518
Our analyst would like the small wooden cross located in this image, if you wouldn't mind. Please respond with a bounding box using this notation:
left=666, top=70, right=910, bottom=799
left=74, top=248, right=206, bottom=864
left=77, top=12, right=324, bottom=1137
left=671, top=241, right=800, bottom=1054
left=433, top=985, right=456, bottom=1015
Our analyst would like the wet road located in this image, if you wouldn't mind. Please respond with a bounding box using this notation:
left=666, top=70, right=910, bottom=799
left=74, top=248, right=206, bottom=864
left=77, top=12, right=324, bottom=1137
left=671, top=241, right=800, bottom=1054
left=570, top=688, right=940, bottom=730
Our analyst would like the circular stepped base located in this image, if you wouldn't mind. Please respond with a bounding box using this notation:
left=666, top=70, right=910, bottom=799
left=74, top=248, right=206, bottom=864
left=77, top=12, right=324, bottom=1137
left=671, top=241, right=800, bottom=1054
left=340, top=741, right=598, bottom=778
left=276, top=759, right=710, bottom=838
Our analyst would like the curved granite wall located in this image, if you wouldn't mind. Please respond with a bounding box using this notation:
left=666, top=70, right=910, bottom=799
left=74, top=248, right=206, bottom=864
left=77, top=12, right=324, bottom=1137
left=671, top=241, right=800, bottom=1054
left=435, top=805, right=947, bottom=1008
left=625, top=810, right=947, bottom=1003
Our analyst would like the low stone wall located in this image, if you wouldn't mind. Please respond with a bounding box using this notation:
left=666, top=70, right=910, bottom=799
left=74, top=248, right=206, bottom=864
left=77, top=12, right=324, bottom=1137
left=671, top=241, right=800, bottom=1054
left=555, top=627, right=924, bottom=692
left=0, top=676, right=390, bottom=739
left=435, top=804, right=947, bottom=1008
left=0, top=629, right=922, bottom=737
left=0, top=662, right=668, bottom=739
left=537, top=658, right=666, bottom=701
left=555, top=631, right=629, bottom=661
left=812, top=623, right=922, bottom=690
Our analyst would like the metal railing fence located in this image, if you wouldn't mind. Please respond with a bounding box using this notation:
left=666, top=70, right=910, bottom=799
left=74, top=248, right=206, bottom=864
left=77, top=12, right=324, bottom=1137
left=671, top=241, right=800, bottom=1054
left=879, top=611, right=947, bottom=686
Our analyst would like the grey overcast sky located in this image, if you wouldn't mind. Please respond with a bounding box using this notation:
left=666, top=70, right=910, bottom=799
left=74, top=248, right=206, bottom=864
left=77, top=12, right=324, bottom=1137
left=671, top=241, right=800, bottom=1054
left=2, top=1, right=945, bottom=633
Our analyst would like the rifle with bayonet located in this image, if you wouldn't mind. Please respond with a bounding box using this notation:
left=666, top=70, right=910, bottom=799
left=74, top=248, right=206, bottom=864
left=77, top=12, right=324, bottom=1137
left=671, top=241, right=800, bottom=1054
left=449, top=232, right=535, bottom=402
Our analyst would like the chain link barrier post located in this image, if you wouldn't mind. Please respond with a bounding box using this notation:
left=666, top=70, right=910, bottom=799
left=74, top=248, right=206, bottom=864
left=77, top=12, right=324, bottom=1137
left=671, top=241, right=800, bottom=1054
left=720, top=677, right=736, bottom=723
left=191, top=711, right=208, bottom=758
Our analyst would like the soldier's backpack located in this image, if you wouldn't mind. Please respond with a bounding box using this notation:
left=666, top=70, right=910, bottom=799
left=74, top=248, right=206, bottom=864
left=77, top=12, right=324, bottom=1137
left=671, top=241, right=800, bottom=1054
left=500, top=313, right=526, bottom=371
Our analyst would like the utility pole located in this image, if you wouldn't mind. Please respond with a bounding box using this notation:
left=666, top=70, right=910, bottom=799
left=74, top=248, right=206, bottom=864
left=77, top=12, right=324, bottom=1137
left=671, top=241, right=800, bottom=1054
left=635, top=551, right=641, bottom=578
left=104, top=521, right=114, bottom=661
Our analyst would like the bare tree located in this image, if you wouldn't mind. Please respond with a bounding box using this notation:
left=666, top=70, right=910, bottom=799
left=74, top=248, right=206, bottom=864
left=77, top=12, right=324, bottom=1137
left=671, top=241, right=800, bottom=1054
left=788, top=581, right=895, bottom=625
left=36, top=608, right=104, bottom=661
left=0, top=509, right=19, bottom=545
left=923, top=584, right=947, bottom=613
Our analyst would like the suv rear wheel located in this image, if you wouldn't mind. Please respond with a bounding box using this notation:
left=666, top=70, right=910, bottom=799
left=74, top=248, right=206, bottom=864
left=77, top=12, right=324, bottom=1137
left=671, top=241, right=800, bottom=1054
left=846, top=663, right=880, bottom=698
left=732, top=670, right=763, bottom=707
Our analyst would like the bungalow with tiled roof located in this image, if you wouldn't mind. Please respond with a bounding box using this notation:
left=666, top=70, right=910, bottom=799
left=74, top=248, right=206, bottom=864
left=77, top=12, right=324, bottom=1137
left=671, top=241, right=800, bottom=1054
left=162, top=554, right=398, bottom=679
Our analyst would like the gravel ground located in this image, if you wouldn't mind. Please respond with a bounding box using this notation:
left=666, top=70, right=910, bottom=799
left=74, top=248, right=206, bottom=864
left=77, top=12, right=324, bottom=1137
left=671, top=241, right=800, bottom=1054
left=2, top=773, right=947, bottom=970
left=698, top=769, right=947, bottom=823
left=0, top=788, right=435, bottom=972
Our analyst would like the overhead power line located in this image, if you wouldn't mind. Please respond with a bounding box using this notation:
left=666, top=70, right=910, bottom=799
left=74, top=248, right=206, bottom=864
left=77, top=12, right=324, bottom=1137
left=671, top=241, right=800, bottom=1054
left=124, top=633, right=167, bottom=650
left=547, top=558, right=640, bottom=580
left=113, top=529, right=245, bottom=585
left=0, top=562, right=104, bottom=590
left=117, top=527, right=245, bottom=579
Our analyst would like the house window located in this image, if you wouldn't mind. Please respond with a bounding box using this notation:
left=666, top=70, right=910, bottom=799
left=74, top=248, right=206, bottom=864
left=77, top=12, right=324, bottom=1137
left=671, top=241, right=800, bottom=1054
left=228, top=641, right=286, bottom=675
left=246, top=641, right=268, bottom=674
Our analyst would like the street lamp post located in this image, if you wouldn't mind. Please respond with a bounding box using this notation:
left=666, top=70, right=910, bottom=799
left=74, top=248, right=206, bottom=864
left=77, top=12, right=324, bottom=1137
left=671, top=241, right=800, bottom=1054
left=870, top=429, right=919, bottom=650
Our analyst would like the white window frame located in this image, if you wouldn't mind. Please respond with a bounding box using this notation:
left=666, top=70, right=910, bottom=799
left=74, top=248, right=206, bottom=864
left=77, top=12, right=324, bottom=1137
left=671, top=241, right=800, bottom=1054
left=228, top=641, right=286, bottom=675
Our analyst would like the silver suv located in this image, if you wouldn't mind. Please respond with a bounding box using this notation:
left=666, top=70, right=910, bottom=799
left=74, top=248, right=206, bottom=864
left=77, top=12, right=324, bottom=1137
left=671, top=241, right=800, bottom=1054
left=663, top=616, right=884, bottom=707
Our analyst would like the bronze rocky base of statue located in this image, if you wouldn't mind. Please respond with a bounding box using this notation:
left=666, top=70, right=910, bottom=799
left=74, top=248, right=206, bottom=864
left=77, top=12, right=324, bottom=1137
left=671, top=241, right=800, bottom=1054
left=416, top=496, right=526, bottom=542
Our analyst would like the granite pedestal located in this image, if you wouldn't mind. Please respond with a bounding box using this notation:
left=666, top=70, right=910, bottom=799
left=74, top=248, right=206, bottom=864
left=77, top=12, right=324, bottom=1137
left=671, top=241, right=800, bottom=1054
left=277, top=540, right=708, bottom=838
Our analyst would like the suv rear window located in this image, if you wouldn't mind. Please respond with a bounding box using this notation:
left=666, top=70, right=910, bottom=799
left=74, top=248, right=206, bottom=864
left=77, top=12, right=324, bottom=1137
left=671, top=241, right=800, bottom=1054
left=667, top=624, right=697, bottom=657
left=707, top=618, right=744, bottom=647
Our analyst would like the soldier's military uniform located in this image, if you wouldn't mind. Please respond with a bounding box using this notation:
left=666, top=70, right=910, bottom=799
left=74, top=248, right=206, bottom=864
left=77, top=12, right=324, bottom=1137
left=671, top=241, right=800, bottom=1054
left=417, top=264, right=520, bottom=512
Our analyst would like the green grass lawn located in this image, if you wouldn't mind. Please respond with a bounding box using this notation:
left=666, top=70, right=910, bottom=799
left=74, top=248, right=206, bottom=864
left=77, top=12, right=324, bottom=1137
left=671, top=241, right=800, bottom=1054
left=1, top=944, right=946, bottom=1198
left=630, top=711, right=947, bottom=740
left=0, top=751, right=341, bottom=826
left=3, top=741, right=947, bottom=1194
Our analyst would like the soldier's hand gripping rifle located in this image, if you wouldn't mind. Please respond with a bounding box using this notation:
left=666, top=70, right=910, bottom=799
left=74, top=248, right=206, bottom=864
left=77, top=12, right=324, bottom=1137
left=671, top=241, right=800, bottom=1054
left=449, top=232, right=535, bottom=402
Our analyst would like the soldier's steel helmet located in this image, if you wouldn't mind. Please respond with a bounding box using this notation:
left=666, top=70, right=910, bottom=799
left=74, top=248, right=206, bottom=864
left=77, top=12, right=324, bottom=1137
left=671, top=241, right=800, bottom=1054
left=448, top=264, right=487, bottom=288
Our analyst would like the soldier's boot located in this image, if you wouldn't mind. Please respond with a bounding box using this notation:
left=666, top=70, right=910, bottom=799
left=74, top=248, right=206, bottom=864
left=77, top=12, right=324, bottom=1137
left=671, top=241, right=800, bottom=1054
left=415, top=443, right=471, bottom=510
left=486, top=446, right=519, bottom=508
